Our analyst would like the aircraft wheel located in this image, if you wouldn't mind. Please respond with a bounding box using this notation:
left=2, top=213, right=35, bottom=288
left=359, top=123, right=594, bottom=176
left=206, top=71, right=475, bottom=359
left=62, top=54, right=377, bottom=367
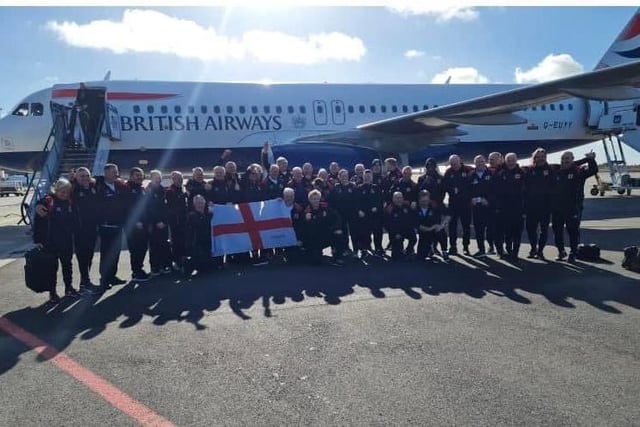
left=617, top=189, right=626, bottom=195
left=600, top=192, right=605, bottom=196
left=590, top=188, right=599, bottom=196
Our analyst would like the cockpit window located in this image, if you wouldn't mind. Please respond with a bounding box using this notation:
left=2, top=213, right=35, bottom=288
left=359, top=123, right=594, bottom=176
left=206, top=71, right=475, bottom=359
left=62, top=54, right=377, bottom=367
left=31, top=103, right=44, bottom=116
left=12, top=103, right=29, bottom=117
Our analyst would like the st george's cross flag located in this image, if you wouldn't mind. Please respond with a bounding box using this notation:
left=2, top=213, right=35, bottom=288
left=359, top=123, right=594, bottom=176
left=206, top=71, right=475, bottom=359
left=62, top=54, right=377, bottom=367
left=210, top=199, right=298, bottom=256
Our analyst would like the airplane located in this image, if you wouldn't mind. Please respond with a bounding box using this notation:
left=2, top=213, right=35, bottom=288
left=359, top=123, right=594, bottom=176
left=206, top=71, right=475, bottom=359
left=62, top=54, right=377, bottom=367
left=3, top=8, right=640, bottom=175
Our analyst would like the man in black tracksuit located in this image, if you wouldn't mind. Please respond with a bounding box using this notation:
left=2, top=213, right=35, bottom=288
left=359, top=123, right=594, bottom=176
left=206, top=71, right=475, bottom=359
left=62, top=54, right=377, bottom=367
left=185, top=167, right=208, bottom=210
left=70, top=167, right=99, bottom=292
left=416, top=190, right=450, bottom=261
left=523, top=148, right=554, bottom=260
left=329, top=169, right=358, bottom=255
left=551, top=151, right=598, bottom=262
left=417, top=158, right=445, bottom=205
left=165, top=171, right=188, bottom=269
left=384, top=191, right=417, bottom=261
left=147, top=170, right=171, bottom=275
left=185, top=195, right=214, bottom=274
left=262, top=165, right=286, bottom=200
left=299, top=190, right=345, bottom=266
left=33, top=181, right=79, bottom=302
left=470, top=155, right=496, bottom=257
left=443, top=155, right=473, bottom=255
left=124, top=167, right=150, bottom=281
left=354, top=170, right=384, bottom=257
left=95, top=163, right=129, bottom=291
left=494, top=153, right=525, bottom=259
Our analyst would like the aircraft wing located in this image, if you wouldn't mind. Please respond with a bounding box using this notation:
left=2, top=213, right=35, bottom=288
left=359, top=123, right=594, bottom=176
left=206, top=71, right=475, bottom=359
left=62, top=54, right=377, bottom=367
left=357, top=60, right=640, bottom=134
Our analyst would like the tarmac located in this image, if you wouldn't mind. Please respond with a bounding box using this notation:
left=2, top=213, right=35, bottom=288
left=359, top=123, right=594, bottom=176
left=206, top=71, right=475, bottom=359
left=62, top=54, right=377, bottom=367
left=0, top=180, right=639, bottom=426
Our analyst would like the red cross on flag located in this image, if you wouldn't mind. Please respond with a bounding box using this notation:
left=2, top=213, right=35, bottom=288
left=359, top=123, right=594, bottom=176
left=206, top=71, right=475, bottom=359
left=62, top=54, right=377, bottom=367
left=211, top=199, right=298, bottom=257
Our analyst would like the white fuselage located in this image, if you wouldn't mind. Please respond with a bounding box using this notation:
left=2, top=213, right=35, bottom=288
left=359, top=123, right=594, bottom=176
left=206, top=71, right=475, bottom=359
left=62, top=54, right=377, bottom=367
left=0, top=80, right=599, bottom=172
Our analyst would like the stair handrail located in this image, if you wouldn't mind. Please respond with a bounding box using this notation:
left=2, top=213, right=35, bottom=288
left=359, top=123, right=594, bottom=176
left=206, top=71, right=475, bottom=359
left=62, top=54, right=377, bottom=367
left=19, top=102, right=69, bottom=226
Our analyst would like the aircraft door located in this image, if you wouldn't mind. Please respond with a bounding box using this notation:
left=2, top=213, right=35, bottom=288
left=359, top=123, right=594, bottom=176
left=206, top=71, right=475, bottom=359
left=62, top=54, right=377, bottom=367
left=331, top=100, right=345, bottom=125
left=312, top=100, right=328, bottom=125
left=104, top=103, right=122, bottom=141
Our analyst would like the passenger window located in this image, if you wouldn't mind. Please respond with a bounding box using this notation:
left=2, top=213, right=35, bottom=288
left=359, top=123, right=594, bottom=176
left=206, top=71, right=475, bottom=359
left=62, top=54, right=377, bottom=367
left=214, top=106, right=221, bottom=114
left=541, top=105, right=546, bottom=111
left=30, top=103, right=44, bottom=116
left=392, top=105, right=398, bottom=113
left=359, top=105, right=365, bottom=113
left=423, top=105, right=429, bottom=110
left=433, top=105, right=438, bottom=108
left=147, top=105, right=155, bottom=114
left=348, top=105, right=354, bottom=113
left=336, top=105, right=342, bottom=114
left=532, top=106, right=537, bottom=111
left=402, top=105, right=408, bottom=113
left=550, top=104, right=555, bottom=111
left=201, top=106, right=207, bottom=114
left=188, top=106, right=195, bottom=114
left=264, top=106, right=271, bottom=114
left=559, top=104, right=564, bottom=111
left=226, top=106, right=233, bottom=114
left=239, top=106, right=246, bottom=114
left=287, top=106, right=294, bottom=114
left=413, top=105, right=419, bottom=112
left=316, top=105, right=324, bottom=114
left=299, top=106, right=306, bottom=114
left=133, top=105, right=141, bottom=114
left=251, top=106, right=258, bottom=114
left=12, top=103, right=29, bottom=116
left=276, top=106, right=282, bottom=114
left=161, top=105, right=168, bottom=114
left=174, top=106, right=181, bottom=114
left=381, top=105, right=386, bottom=113
left=370, top=105, right=376, bottom=113
left=568, top=104, right=573, bottom=111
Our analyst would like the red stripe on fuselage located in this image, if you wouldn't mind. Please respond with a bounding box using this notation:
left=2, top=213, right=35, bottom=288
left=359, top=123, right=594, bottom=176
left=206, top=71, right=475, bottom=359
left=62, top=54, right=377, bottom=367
left=51, top=89, right=178, bottom=100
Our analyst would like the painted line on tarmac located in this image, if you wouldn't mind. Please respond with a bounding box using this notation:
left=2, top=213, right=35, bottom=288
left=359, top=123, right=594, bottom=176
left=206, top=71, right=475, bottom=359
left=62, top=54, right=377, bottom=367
left=0, top=316, right=175, bottom=427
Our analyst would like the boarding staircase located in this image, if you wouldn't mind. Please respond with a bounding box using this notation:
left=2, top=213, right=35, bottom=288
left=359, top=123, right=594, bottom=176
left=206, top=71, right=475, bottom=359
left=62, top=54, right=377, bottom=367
left=589, top=100, right=640, bottom=195
left=19, top=102, right=102, bottom=226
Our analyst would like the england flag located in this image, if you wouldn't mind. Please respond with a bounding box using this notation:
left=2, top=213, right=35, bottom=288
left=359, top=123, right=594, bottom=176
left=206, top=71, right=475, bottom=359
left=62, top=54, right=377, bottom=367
left=210, top=199, right=298, bottom=257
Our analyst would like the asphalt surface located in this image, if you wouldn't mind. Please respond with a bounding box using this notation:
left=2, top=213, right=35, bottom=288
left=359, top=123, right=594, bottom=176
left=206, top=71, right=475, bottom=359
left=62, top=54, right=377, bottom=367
left=0, top=185, right=639, bottom=426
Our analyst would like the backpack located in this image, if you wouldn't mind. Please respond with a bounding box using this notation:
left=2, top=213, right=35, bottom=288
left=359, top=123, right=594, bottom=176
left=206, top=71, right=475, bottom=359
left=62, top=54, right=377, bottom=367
left=576, top=243, right=601, bottom=261
left=622, top=246, right=640, bottom=272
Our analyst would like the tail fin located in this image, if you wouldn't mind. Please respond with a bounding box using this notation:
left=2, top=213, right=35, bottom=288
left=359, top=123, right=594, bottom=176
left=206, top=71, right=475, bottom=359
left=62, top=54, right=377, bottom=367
left=595, top=7, right=640, bottom=70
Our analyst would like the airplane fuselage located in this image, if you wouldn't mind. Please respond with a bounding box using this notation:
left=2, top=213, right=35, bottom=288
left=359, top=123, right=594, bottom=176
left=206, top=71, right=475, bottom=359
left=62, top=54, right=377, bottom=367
left=0, top=80, right=600, bottom=173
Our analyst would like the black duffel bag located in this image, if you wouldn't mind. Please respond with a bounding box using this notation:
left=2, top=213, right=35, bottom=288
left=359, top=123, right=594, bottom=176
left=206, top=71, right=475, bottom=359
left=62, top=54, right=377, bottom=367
left=622, top=246, right=640, bottom=273
left=576, top=243, right=601, bottom=261
left=24, top=247, right=57, bottom=293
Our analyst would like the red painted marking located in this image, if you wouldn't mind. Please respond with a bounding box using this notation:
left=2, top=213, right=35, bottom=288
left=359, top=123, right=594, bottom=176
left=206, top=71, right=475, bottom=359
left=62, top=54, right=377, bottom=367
left=212, top=203, right=292, bottom=250
left=0, top=317, right=174, bottom=427
left=51, top=88, right=177, bottom=101
left=617, top=13, right=640, bottom=41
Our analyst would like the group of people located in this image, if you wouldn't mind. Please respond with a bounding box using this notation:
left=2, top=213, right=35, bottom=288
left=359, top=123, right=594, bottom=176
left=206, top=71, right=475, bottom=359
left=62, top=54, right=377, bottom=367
left=32, top=144, right=597, bottom=303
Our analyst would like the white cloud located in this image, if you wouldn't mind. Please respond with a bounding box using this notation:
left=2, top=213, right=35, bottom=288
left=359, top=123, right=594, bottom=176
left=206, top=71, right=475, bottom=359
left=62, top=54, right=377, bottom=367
left=514, top=53, right=583, bottom=84
left=46, top=9, right=366, bottom=65
left=388, top=3, right=479, bottom=22
left=404, top=49, right=425, bottom=59
left=431, top=67, right=489, bottom=84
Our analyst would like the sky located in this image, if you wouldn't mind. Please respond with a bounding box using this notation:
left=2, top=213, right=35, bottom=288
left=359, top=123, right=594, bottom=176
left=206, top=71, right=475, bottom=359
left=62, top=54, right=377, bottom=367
left=0, top=4, right=639, bottom=163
